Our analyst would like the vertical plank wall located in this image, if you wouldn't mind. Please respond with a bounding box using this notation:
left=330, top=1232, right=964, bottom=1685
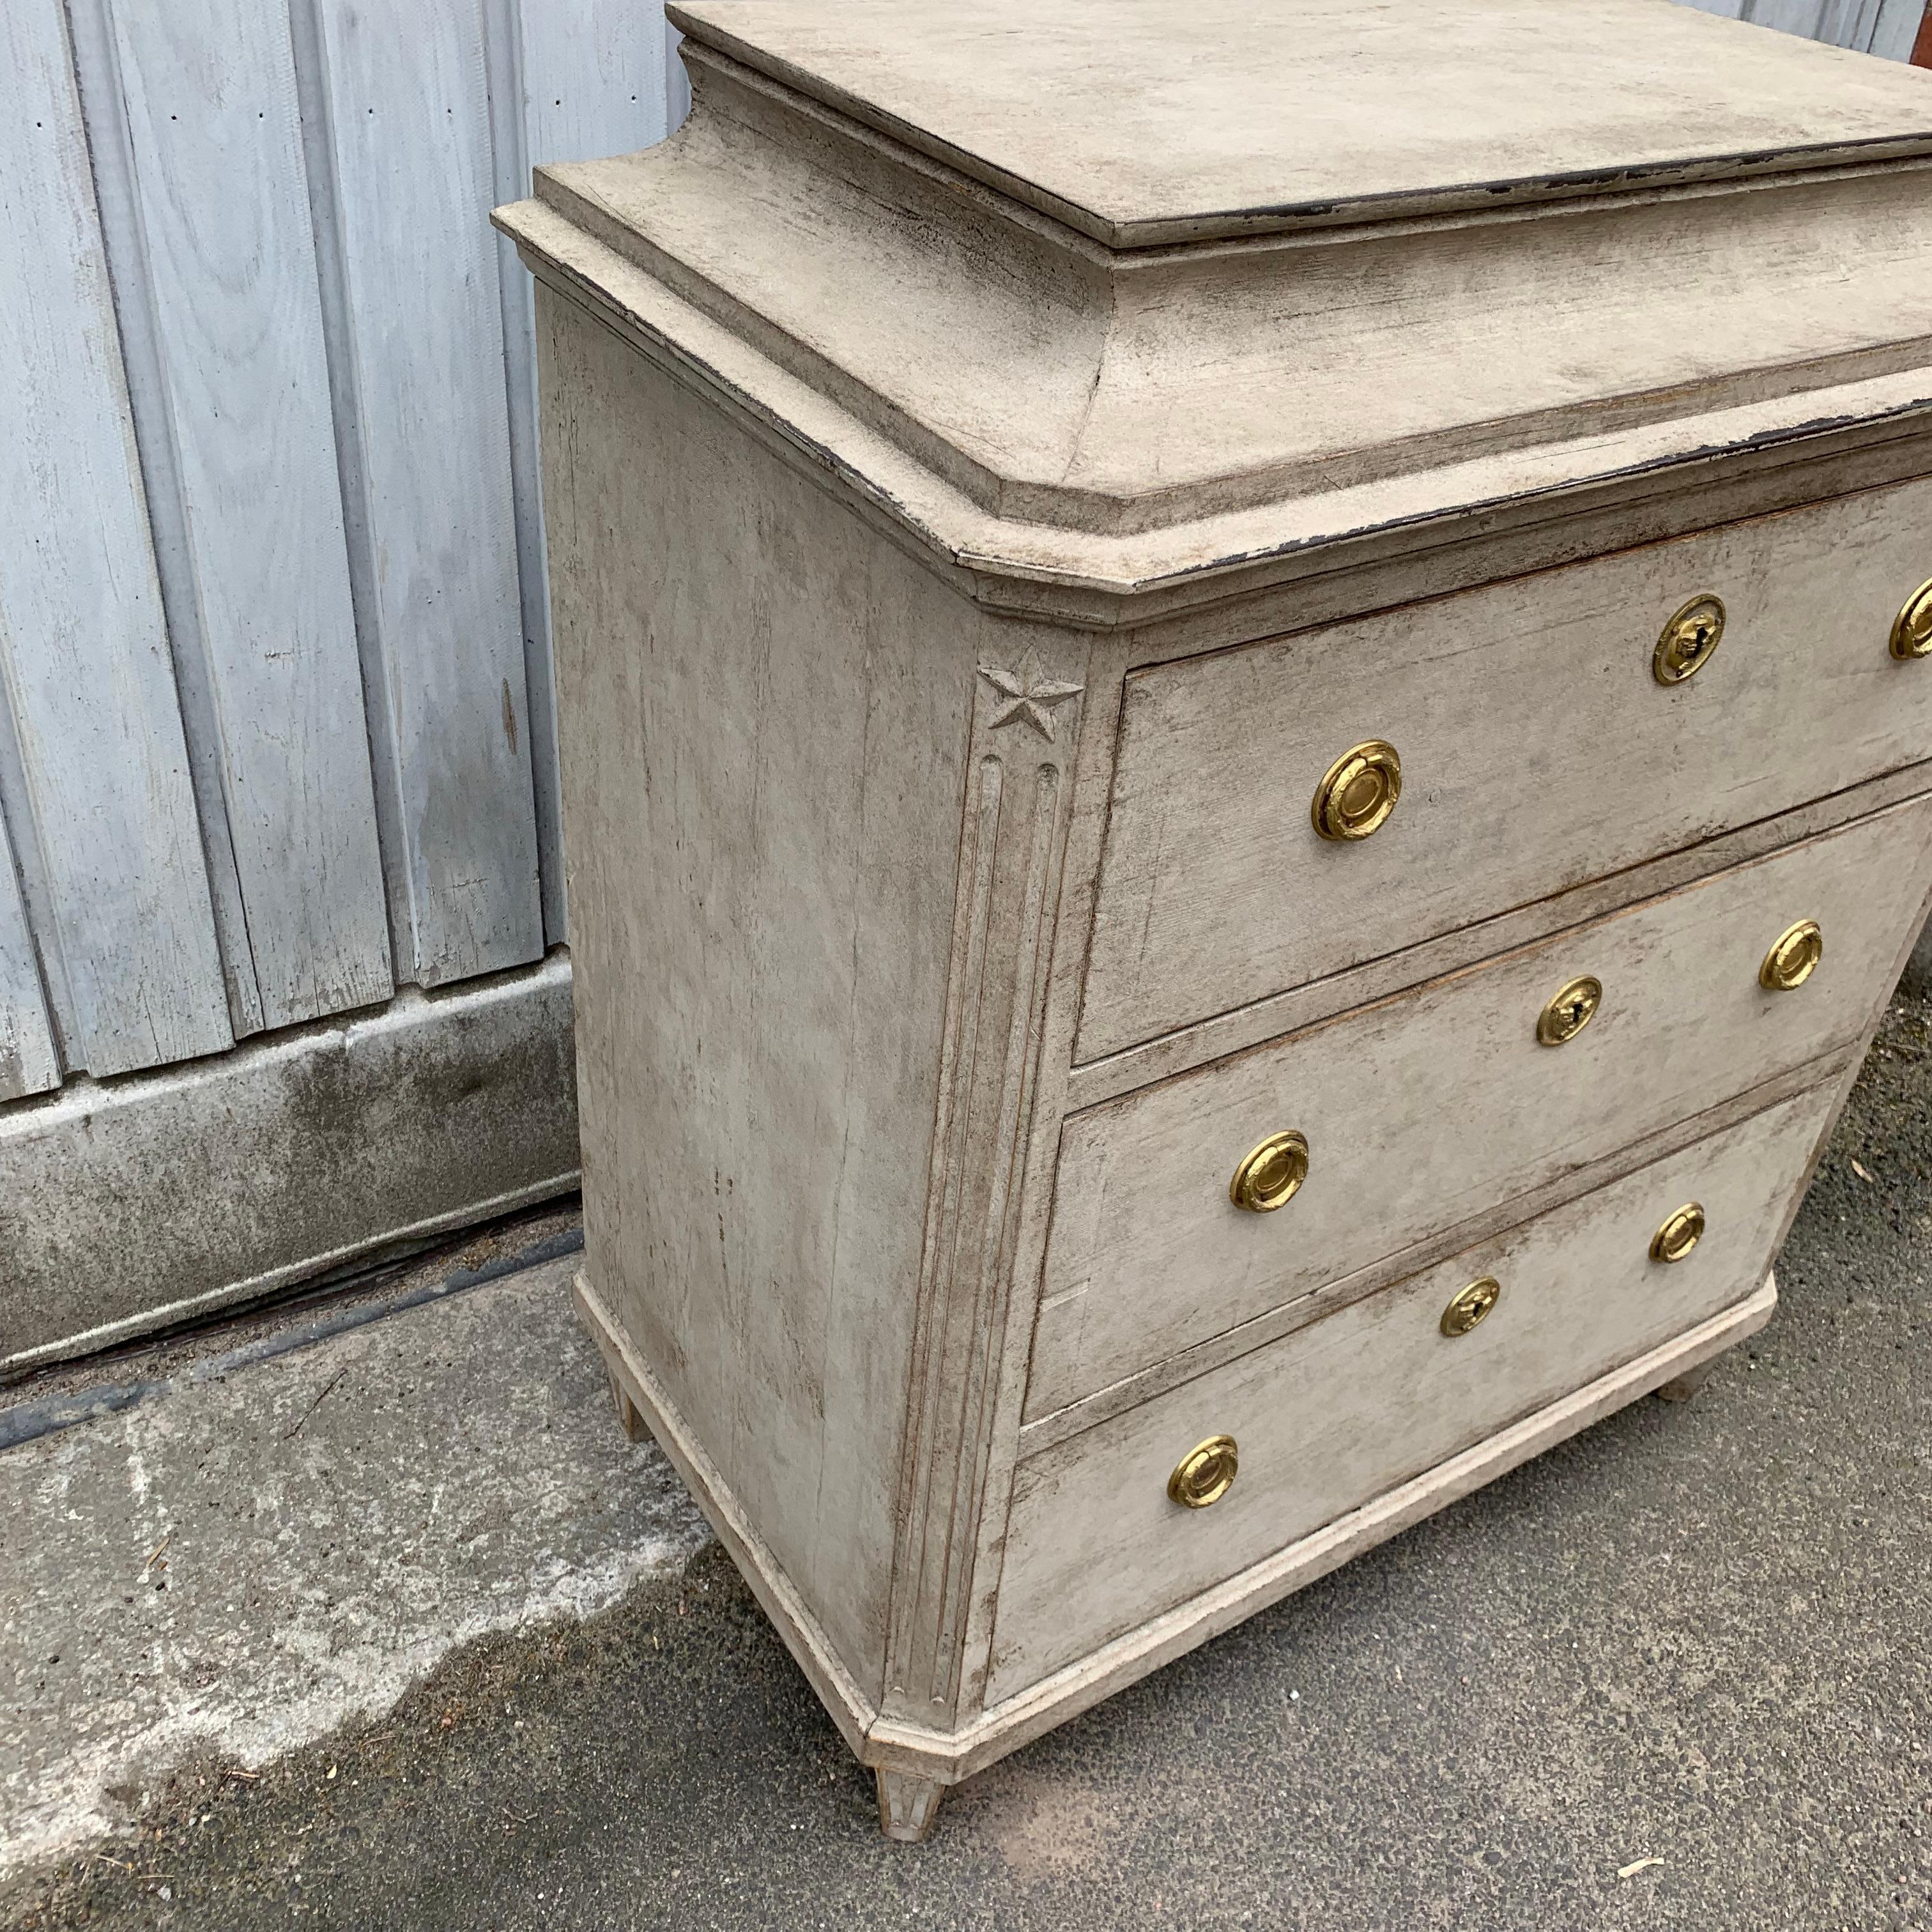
left=0, top=0, right=683, bottom=1369
left=0, top=0, right=234, bottom=1089
left=0, top=1, right=1922, bottom=1366
left=1673, top=0, right=1928, bottom=57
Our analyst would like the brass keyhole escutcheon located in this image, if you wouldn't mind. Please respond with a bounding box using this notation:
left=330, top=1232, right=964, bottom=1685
left=1312, top=740, right=1402, bottom=841
left=1890, top=578, right=1932, bottom=660
left=1651, top=1202, right=1706, bottom=1264
left=1653, top=594, right=1726, bottom=685
left=1440, top=1276, right=1501, bottom=1338
left=1537, top=974, right=1602, bottom=1047
left=1169, top=1434, right=1239, bottom=1508
left=1760, top=919, right=1823, bottom=992
left=1229, top=1130, right=1310, bottom=1213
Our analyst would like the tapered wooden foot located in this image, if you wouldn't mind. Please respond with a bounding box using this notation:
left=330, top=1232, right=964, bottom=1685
left=606, top=1367, right=648, bottom=1441
left=876, top=1768, right=945, bottom=1842
left=1655, top=1358, right=1718, bottom=1403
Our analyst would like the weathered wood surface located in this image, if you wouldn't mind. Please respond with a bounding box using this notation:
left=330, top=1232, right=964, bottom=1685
left=538, top=288, right=984, bottom=1694
left=876, top=1770, right=946, bottom=1841
left=878, top=625, right=1090, bottom=1732
left=1082, top=478, right=1932, bottom=1059
left=604, top=1367, right=648, bottom=1441
left=494, top=0, right=681, bottom=946
left=0, top=0, right=231, bottom=1080
left=4, top=0, right=682, bottom=1363
left=1678, top=0, right=1927, bottom=62
left=7, top=0, right=677, bottom=1049
left=574, top=1271, right=880, bottom=1758
left=1027, top=1047, right=1848, bottom=1455
left=947, top=1273, right=1779, bottom=1779
left=1070, top=757, right=1932, bottom=1112
left=312, top=0, right=542, bottom=987
left=0, top=812, right=59, bottom=1103
left=994, top=1089, right=1828, bottom=1701
left=108, top=0, right=392, bottom=1031
left=670, top=0, right=1932, bottom=245
left=503, top=165, right=1932, bottom=626
left=1035, top=794, right=1932, bottom=1418
left=65, top=0, right=264, bottom=1037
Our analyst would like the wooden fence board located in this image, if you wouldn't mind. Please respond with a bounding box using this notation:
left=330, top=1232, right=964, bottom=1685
left=312, top=0, right=543, bottom=988
left=1868, top=0, right=1927, bottom=57
left=0, top=0, right=231, bottom=1078
left=109, top=0, right=394, bottom=1028
left=1672, top=0, right=1925, bottom=49
left=0, top=810, right=60, bottom=1103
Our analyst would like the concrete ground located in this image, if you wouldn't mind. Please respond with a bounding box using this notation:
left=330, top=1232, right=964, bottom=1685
left=6, top=1000, right=1932, bottom=1930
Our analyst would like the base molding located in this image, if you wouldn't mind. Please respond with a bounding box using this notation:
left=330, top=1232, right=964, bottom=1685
left=578, top=1266, right=1775, bottom=1790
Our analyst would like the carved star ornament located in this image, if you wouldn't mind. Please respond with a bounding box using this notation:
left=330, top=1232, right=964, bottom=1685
left=977, top=650, right=1084, bottom=741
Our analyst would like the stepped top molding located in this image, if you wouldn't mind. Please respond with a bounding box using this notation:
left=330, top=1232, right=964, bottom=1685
left=497, top=0, right=1932, bottom=613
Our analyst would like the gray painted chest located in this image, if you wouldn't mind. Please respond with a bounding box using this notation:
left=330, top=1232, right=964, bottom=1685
left=498, top=0, right=1932, bottom=1838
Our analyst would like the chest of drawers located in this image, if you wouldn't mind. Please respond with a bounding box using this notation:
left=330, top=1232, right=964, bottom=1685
left=498, top=0, right=1932, bottom=1839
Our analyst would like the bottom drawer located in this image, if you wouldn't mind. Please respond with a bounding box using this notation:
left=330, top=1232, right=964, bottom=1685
left=986, top=1083, right=1833, bottom=1703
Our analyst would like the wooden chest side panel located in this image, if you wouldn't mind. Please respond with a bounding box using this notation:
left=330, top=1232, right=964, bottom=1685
left=537, top=287, right=972, bottom=1691
left=1080, top=475, right=1932, bottom=1059
left=990, top=1084, right=1830, bottom=1703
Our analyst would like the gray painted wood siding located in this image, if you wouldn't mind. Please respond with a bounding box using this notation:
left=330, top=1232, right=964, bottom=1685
left=0, top=0, right=684, bottom=1100
left=0, top=0, right=233, bottom=1090
left=1673, top=0, right=1927, bottom=60
left=106, top=0, right=394, bottom=1029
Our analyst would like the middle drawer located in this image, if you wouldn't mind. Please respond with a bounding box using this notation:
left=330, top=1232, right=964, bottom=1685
left=1027, top=792, right=1932, bottom=1421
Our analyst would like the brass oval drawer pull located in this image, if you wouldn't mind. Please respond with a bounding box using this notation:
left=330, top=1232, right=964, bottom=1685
left=1890, top=578, right=1932, bottom=660
left=1312, top=739, right=1401, bottom=841
left=1537, top=974, right=1602, bottom=1046
left=1440, top=1276, right=1501, bottom=1337
left=1229, top=1130, right=1309, bottom=1212
left=1760, top=919, right=1822, bottom=992
left=1654, top=594, right=1726, bottom=685
left=1651, top=1202, right=1706, bottom=1264
left=1169, top=1434, right=1239, bottom=1508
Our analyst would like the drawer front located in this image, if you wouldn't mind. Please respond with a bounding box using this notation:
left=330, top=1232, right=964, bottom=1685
left=1031, top=793, right=1932, bottom=1420
left=1080, top=477, right=1932, bottom=1059
left=991, top=1087, right=1825, bottom=1703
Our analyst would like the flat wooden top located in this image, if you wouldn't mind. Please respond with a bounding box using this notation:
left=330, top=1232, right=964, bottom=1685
left=668, top=0, right=1932, bottom=245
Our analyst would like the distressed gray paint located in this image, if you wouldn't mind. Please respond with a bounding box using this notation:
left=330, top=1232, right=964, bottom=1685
left=0, top=0, right=233, bottom=1082
left=1673, top=0, right=1927, bottom=57
left=310, top=0, right=544, bottom=988
left=103, top=0, right=394, bottom=1032
left=0, top=811, right=57, bottom=1104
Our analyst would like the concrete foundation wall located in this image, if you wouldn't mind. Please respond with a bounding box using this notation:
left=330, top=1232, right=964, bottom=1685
left=0, top=954, right=578, bottom=1376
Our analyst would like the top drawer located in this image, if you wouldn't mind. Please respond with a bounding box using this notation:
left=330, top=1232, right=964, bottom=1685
left=1079, top=478, right=1932, bottom=1061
